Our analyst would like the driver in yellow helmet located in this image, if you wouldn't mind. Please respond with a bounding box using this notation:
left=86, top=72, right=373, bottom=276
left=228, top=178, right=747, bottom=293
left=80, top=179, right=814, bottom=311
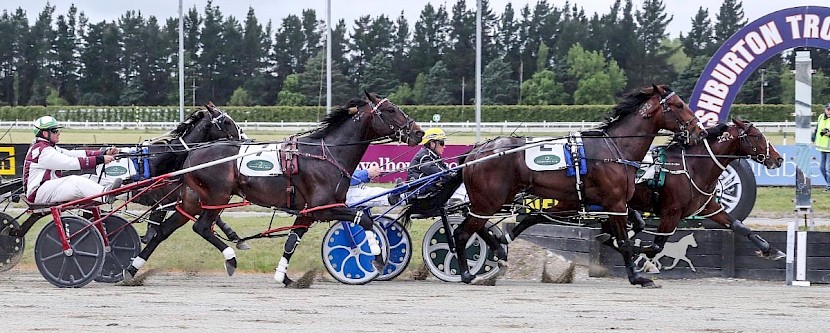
left=406, top=128, right=454, bottom=199
left=23, top=116, right=122, bottom=204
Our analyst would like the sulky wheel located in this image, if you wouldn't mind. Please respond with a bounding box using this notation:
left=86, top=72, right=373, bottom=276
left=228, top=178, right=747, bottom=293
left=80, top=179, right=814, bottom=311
left=34, top=216, right=105, bottom=288
left=95, top=215, right=141, bottom=283
left=0, top=212, right=24, bottom=272
left=375, top=216, right=412, bottom=281
left=321, top=221, right=388, bottom=285
left=421, top=215, right=506, bottom=282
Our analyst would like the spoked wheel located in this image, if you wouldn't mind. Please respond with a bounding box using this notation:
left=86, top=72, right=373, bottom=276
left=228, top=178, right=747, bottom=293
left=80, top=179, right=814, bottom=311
left=34, top=216, right=105, bottom=288
left=422, top=215, right=506, bottom=282
left=321, top=221, right=389, bottom=285
left=375, top=217, right=412, bottom=281
left=95, top=215, right=141, bottom=283
left=0, top=212, right=24, bottom=272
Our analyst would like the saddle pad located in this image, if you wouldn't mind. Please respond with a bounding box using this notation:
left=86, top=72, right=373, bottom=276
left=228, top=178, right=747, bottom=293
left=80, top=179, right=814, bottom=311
left=238, top=143, right=283, bottom=177
left=524, top=137, right=568, bottom=171
left=86, top=147, right=144, bottom=185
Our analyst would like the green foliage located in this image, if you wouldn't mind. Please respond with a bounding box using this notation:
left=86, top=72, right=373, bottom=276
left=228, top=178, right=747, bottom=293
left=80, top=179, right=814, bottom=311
left=45, top=87, right=67, bottom=106
left=566, top=44, right=626, bottom=104
left=521, top=70, right=567, bottom=105
left=277, top=74, right=306, bottom=106
left=229, top=87, right=251, bottom=106
left=387, top=83, right=415, bottom=105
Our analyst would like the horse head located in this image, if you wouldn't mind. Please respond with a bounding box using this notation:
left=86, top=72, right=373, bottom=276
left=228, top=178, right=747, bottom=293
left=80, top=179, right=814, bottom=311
left=172, top=102, right=241, bottom=144
left=360, top=91, right=423, bottom=146
left=642, top=84, right=707, bottom=145
left=731, top=118, right=783, bottom=169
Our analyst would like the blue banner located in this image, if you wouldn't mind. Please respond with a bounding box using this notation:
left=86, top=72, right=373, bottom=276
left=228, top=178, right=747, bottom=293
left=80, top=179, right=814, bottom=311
left=753, top=145, right=825, bottom=186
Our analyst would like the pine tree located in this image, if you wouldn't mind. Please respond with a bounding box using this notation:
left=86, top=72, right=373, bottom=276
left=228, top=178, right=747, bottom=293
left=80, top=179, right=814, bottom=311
left=681, top=7, right=714, bottom=59
left=714, top=0, right=746, bottom=43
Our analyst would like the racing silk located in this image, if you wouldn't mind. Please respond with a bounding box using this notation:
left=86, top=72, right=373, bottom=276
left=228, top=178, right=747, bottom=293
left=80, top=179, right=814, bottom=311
left=23, top=138, right=103, bottom=201
left=814, top=113, right=830, bottom=153
left=350, top=169, right=371, bottom=186
left=406, top=147, right=452, bottom=197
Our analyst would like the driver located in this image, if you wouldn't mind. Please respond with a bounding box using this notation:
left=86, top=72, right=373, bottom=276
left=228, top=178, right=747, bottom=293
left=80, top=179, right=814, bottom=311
left=23, top=116, right=122, bottom=204
left=406, top=128, right=466, bottom=202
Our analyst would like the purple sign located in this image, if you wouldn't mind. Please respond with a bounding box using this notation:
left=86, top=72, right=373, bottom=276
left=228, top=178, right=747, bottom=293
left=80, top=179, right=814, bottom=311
left=359, top=144, right=473, bottom=183
left=691, top=6, right=830, bottom=125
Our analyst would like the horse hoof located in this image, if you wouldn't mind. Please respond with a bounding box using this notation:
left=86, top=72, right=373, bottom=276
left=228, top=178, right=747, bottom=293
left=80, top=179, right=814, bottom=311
left=758, top=249, right=786, bottom=261
left=224, top=258, right=237, bottom=276
left=641, top=281, right=662, bottom=288
left=372, top=255, right=386, bottom=272
left=460, top=271, right=475, bottom=284
left=594, top=233, right=612, bottom=243
left=642, top=260, right=660, bottom=274
left=236, top=240, right=251, bottom=251
left=282, top=276, right=294, bottom=287
left=122, top=268, right=135, bottom=281
left=140, top=228, right=156, bottom=244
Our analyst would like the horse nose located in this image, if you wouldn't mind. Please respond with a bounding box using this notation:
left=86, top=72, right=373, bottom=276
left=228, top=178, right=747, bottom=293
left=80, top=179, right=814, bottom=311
left=699, top=128, right=709, bottom=138
left=414, top=129, right=425, bottom=139
left=776, top=157, right=784, bottom=167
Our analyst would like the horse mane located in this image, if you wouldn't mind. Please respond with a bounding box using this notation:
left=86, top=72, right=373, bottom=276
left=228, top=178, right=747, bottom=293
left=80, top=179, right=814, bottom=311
left=144, top=108, right=207, bottom=144
left=597, top=85, right=670, bottom=130
left=306, top=99, right=368, bottom=139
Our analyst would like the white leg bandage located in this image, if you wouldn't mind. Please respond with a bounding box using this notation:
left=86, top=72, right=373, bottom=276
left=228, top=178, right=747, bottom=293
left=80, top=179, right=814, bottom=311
left=273, top=257, right=289, bottom=283
left=222, top=247, right=236, bottom=260
left=365, top=230, right=381, bottom=255
left=131, top=257, right=146, bottom=269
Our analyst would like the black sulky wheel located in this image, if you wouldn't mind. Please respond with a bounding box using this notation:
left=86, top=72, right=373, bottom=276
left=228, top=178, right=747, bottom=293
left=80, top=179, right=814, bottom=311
left=0, top=212, right=24, bottom=272
left=34, top=216, right=105, bottom=288
left=95, top=215, right=141, bottom=283
left=421, top=215, right=506, bottom=282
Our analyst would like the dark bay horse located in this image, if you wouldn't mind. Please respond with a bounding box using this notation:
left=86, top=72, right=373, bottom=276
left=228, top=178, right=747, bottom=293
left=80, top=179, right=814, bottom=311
left=120, top=104, right=243, bottom=281
left=181, top=92, right=423, bottom=286
left=627, top=118, right=785, bottom=264
left=458, top=85, right=706, bottom=287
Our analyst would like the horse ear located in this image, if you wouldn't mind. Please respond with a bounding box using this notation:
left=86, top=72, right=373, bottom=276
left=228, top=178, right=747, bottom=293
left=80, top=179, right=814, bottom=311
left=364, top=90, right=378, bottom=104
left=348, top=107, right=359, bottom=114
left=652, top=84, right=660, bottom=95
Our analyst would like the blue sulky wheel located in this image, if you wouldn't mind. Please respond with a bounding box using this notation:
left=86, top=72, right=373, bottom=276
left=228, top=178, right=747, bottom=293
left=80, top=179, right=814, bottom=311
left=34, top=216, right=105, bottom=288
left=95, top=215, right=141, bottom=283
left=321, top=221, right=388, bottom=285
left=375, top=216, right=412, bottom=281
left=0, top=212, right=24, bottom=272
left=421, top=215, right=507, bottom=282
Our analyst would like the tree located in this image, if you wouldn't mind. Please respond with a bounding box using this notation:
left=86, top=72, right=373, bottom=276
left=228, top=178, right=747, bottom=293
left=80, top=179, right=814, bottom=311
left=361, top=54, right=399, bottom=96
left=50, top=5, right=81, bottom=105
left=277, top=74, right=305, bottom=106
left=229, top=87, right=251, bottom=106
left=481, top=57, right=516, bottom=105
left=80, top=21, right=122, bottom=105
left=388, top=83, right=415, bottom=105
left=521, top=69, right=567, bottom=105
left=714, top=0, right=746, bottom=44
left=296, top=51, right=353, bottom=105
left=424, top=60, right=454, bottom=105
left=566, top=44, right=626, bottom=105
left=681, top=7, right=714, bottom=59
left=672, top=56, right=709, bottom=99
left=633, top=0, right=676, bottom=87
left=412, top=73, right=427, bottom=105
left=410, top=4, right=449, bottom=83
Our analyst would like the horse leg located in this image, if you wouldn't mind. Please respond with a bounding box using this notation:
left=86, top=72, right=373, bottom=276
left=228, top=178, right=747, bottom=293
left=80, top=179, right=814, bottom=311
left=608, top=214, right=657, bottom=287
left=475, top=225, right=508, bottom=268
left=140, top=210, right=167, bottom=244
left=455, top=216, right=489, bottom=284
left=124, top=212, right=189, bottom=280
left=215, top=216, right=250, bottom=250
left=273, top=224, right=309, bottom=286
left=627, top=209, right=646, bottom=234
left=191, top=209, right=238, bottom=276
left=721, top=214, right=785, bottom=260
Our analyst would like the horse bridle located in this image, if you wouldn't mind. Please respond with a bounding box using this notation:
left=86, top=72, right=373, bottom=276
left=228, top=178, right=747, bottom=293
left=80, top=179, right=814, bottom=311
left=366, top=98, right=417, bottom=143
left=659, top=91, right=703, bottom=145
left=737, top=122, right=770, bottom=163
left=206, top=107, right=241, bottom=140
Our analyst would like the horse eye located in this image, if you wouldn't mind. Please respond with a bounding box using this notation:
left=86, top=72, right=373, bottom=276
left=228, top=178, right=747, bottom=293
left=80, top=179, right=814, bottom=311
left=675, top=102, right=683, bottom=108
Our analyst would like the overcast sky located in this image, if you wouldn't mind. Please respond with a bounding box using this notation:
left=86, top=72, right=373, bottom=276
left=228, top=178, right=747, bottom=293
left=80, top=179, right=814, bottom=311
left=0, top=0, right=823, bottom=38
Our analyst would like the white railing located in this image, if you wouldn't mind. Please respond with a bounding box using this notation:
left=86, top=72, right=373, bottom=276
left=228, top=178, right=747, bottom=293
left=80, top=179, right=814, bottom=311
left=0, top=120, right=806, bottom=134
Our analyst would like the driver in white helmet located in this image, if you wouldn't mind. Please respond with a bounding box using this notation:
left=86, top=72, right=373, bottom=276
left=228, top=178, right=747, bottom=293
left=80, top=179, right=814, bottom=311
left=23, top=116, right=122, bottom=204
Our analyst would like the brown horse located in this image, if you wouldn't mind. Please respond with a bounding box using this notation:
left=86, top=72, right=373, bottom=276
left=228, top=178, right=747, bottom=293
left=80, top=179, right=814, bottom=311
left=627, top=118, right=785, bottom=263
left=458, top=85, right=706, bottom=287
left=180, top=92, right=422, bottom=286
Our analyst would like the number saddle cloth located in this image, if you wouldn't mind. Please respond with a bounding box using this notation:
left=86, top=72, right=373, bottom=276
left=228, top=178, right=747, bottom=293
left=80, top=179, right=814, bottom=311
left=523, top=133, right=586, bottom=176
left=237, top=143, right=284, bottom=177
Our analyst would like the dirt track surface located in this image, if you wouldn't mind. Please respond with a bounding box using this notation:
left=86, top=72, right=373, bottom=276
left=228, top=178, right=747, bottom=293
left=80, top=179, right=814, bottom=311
left=1, top=269, right=827, bottom=332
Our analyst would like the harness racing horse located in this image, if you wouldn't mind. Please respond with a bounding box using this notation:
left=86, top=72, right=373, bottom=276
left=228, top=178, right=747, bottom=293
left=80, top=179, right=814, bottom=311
left=181, top=92, right=423, bottom=286
left=627, top=118, right=785, bottom=265
left=119, top=103, right=243, bottom=281
left=458, top=85, right=706, bottom=287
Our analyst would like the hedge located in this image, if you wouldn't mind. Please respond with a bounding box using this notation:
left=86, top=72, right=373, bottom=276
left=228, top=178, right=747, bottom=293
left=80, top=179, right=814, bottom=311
left=0, top=104, right=819, bottom=123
